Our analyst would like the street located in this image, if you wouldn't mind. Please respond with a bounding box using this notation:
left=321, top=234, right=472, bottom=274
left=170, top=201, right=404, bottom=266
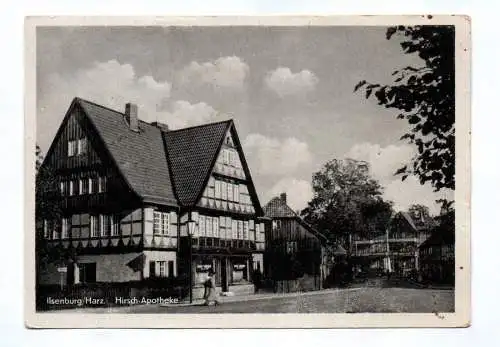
left=116, top=287, right=454, bottom=314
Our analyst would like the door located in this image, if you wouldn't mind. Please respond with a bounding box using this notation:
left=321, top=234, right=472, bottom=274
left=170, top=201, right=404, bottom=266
left=221, top=258, right=228, bottom=292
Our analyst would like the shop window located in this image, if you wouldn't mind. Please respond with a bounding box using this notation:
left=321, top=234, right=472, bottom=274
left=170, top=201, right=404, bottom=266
left=79, top=263, right=96, bottom=283
left=149, top=261, right=156, bottom=277
left=168, top=261, right=175, bottom=278
left=158, top=261, right=167, bottom=277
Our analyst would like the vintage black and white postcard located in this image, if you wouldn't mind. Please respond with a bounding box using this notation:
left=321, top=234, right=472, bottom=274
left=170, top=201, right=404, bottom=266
left=24, top=15, right=470, bottom=328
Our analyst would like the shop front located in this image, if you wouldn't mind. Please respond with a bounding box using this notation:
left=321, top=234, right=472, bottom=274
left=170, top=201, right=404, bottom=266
left=191, top=252, right=254, bottom=299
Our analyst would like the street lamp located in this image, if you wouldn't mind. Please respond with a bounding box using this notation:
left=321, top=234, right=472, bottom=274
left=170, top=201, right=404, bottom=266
left=187, top=217, right=196, bottom=304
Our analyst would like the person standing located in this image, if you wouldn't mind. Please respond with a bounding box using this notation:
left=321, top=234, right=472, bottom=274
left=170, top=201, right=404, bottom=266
left=253, top=267, right=262, bottom=294
left=203, top=270, right=220, bottom=306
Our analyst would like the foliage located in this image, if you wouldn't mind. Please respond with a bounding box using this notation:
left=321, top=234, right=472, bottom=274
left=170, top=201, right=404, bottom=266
left=35, top=145, right=71, bottom=274
left=354, top=25, right=455, bottom=192
left=301, top=158, right=394, bottom=252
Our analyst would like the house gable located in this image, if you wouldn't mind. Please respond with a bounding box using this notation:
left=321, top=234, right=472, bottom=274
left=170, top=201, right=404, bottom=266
left=43, top=100, right=103, bottom=170
left=197, top=123, right=263, bottom=215
left=41, top=99, right=140, bottom=204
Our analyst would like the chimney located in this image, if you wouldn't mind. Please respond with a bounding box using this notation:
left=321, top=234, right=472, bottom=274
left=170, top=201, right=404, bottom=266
left=280, top=192, right=287, bottom=204
left=125, top=103, right=139, bottom=132
left=151, top=121, right=169, bottom=132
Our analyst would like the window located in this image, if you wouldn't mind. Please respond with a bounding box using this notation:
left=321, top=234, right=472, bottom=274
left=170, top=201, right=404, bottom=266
left=91, top=177, right=99, bottom=193
left=286, top=241, right=297, bottom=254
left=50, top=221, right=59, bottom=240
left=243, top=221, right=249, bottom=240
left=68, top=140, right=77, bottom=157
left=228, top=183, right=233, bottom=201
left=61, top=218, right=70, bottom=239
left=213, top=218, right=219, bottom=238
left=162, top=213, right=169, bottom=235
left=153, top=212, right=169, bottom=235
left=149, top=261, right=156, bottom=277
left=43, top=220, right=49, bottom=239
left=153, top=212, right=161, bottom=234
left=238, top=220, right=243, bottom=239
left=168, top=261, right=175, bottom=278
left=215, top=180, right=221, bottom=199
left=223, top=149, right=229, bottom=164
left=88, top=178, right=93, bottom=194
left=79, top=263, right=96, bottom=283
left=221, top=181, right=227, bottom=200
left=80, top=178, right=89, bottom=195
left=158, top=261, right=167, bottom=277
left=90, top=215, right=99, bottom=237
left=69, top=181, right=74, bottom=196
left=225, top=216, right=232, bottom=239
left=234, top=184, right=240, bottom=203
left=206, top=216, right=213, bottom=237
left=60, top=181, right=65, bottom=195
left=199, top=215, right=206, bottom=237
left=100, top=215, right=110, bottom=237
left=98, top=176, right=107, bottom=193
left=77, top=137, right=87, bottom=155
left=219, top=216, right=226, bottom=239
left=232, top=220, right=238, bottom=239
left=110, top=215, right=119, bottom=236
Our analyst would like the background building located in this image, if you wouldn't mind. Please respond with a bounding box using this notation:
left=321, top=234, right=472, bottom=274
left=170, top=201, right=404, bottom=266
left=352, top=208, right=436, bottom=277
left=418, top=226, right=455, bottom=285
left=263, top=193, right=335, bottom=292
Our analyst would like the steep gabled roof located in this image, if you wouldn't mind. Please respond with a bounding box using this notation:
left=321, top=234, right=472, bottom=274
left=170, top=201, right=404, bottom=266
left=263, top=195, right=330, bottom=245
left=163, top=120, right=231, bottom=206
left=263, top=196, right=297, bottom=218
left=47, top=97, right=264, bottom=210
left=399, top=211, right=437, bottom=232
left=76, top=98, right=177, bottom=205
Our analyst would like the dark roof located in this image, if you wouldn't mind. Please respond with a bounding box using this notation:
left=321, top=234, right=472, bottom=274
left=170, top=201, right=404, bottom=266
left=164, top=120, right=232, bottom=206
left=419, top=229, right=455, bottom=249
left=263, top=196, right=297, bottom=218
left=48, top=97, right=263, bottom=210
left=333, top=244, right=347, bottom=256
left=78, top=98, right=177, bottom=205
left=263, top=195, right=330, bottom=244
left=399, top=211, right=438, bottom=232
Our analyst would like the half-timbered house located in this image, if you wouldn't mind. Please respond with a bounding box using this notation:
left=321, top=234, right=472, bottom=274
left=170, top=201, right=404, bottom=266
left=37, top=97, right=267, bottom=299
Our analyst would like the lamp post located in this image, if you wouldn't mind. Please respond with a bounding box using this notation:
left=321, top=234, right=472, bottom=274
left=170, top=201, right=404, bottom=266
left=187, top=218, right=196, bottom=304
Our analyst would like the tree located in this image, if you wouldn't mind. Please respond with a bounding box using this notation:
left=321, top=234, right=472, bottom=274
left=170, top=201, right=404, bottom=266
left=35, top=145, right=71, bottom=286
left=301, top=158, right=394, bottom=253
left=354, top=25, right=455, bottom=192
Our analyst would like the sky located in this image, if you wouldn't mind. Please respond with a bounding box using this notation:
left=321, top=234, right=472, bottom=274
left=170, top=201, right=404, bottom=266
left=36, top=26, right=453, bottom=215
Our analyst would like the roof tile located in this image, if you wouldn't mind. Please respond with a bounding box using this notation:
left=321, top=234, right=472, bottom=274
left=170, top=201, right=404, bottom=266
left=78, top=98, right=177, bottom=205
left=164, top=121, right=231, bottom=206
